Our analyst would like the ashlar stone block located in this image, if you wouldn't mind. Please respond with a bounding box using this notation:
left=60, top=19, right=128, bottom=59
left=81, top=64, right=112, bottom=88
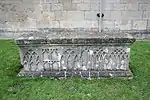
left=77, top=3, right=91, bottom=11
left=45, top=0, right=59, bottom=3
left=91, top=3, right=99, bottom=11
left=114, top=20, right=132, bottom=30
left=110, top=11, right=122, bottom=20
left=132, top=21, right=147, bottom=30
left=103, top=21, right=115, bottom=31
left=67, top=11, right=84, bottom=21
left=122, top=11, right=143, bottom=20
left=55, top=11, right=67, bottom=20
left=83, top=0, right=100, bottom=3
left=51, top=4, right=63, bottom=11
left=85, top=11, right=99, bottom=20
left=139, top=4, right=150, bottom=11
left=143, top=11, right=150, bottom=20
left=72, top=0, right=82, bottom=3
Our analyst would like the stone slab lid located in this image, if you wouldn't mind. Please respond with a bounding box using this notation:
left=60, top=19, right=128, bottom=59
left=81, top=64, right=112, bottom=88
left=16, top=29, right=136, bottom=45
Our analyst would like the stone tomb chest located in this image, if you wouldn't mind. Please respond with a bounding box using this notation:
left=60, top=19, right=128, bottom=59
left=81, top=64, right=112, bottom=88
left=16, top=29, right=136, bottom=79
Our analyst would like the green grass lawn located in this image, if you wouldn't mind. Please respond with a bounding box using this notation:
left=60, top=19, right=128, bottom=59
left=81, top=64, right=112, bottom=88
left=0, top=40, right=150, bottom=100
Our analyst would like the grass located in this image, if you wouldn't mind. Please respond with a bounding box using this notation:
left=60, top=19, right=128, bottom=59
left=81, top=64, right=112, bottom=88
left=0, top=40, right=150, bottom=100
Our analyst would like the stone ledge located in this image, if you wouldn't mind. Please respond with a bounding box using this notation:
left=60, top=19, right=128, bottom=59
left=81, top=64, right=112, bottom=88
left=14, top=29, right=135, bottom=46
left=16, top=36, right=135, bottom=46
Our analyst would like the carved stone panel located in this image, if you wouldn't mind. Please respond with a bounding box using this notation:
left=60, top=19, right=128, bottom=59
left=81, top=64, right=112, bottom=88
left=18, top=45, right=131, bottom=78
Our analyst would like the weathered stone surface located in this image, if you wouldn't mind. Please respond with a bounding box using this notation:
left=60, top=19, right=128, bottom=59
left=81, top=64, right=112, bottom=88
left=83, top=0, right=100, bottom=3
left=126, top=3, right=138, bottom=10
left=121, top=11, right=143, bottom=20
left=16, top=30, right=135, bottom=44
left=77, top=3, right=91, bottom=11
left=132, top=21, right=147, bottom=30
left=51, top=4, right=63, bottom=11
left=143, top=11, right=150, bottom=20
left=146, top=20, right=150, bottom=30
left=0, top=28, right=149, bottom=40
left=103, top=21, right=115, bottom=31
left=72, top=0, right=82, bottom=3
left=110, top=11, right=122, bottom=20
left=114, top=20, right=132, bottom=30
left=85, top=11, right=99, bottom=20
left=139, top=4, right=150, bottom=11
left=91, top=3, right=99, bottom=11
left=113, top=4, right=127, bottom=11
left=0, top=0, right=150, bottom=32
left=55, top=11, right=67, bottom=20
left=18, top=70, right=133, bottom=78
left=15, top=29, right=135, bottom=78
left=103, top=3, right=114, bottom=11
left=67, top=11, right=84, bottom=21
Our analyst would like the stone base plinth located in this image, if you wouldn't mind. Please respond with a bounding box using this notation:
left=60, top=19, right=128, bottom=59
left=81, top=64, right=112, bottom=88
left=18, top=70, right=133, bottom=79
